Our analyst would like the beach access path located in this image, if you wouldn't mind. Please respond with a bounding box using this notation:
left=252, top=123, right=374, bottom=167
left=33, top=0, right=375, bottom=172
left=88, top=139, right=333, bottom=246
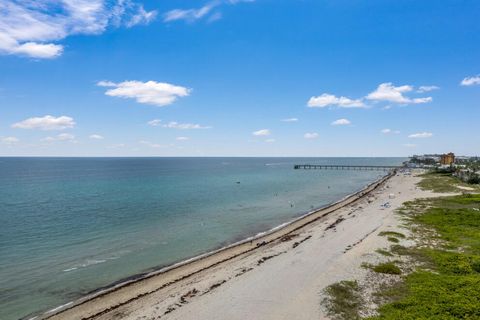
left=47, top=172, right=439, bottom=320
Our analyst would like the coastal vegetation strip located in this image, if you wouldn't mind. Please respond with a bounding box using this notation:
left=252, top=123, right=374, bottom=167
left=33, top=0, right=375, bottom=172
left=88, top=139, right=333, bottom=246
left=418, top=171, right=480, bottom=193
left=323, top=173, right=480, bottom=319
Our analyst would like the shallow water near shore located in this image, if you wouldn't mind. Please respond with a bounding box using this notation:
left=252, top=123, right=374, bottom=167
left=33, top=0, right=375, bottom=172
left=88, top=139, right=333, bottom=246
left=0, top=157, right=404, bottom=319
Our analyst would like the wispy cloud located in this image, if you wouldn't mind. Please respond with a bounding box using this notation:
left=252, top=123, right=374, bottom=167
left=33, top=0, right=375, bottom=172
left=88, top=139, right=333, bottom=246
left=12, top=115, right=75, bottom=130
left=98, top=80, right=190, bottom=107
left=308, top=94, right=365, bottom=108
left=125, top=5, right=157, bottom=28
left=164, top=2, right=217, bottom=22
left=0, top=0, right=157, bottom=59
left=139, top=140, right=164, bottom=148
left=381, top=128, right=400, bottom=134
left=366, top=83, right=432, bottom=104
left=265, top=138, right=275, bottom=143
left=148, top=119, right=211, bottom=129
left=176, top=136, right=189, bottom=141
left=147, top=119, right=162, bottom=126
left=461, top=75, right=480, bottom=86
left=304, top=132, right=319, bottom=139
left=417, top=85, right=439, bottom=93
left=163, top=0, right=253, bottom=23
left=89, top=134, right=104, bottom=140
left=252, top=129, right=270, bottom=136
left=408, top=132, right=433, bottom=138
left=281, top=118, right=298, bottom=122
left=42, top=133, right=76, bottom=142
left=331, top=118, right=351, bottom=126
left=1, top=136, right=19, bottom=145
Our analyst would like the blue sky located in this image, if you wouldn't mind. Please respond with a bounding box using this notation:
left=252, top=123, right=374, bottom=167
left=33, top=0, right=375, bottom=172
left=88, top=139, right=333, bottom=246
left=0, top=0, right=479, bottom=156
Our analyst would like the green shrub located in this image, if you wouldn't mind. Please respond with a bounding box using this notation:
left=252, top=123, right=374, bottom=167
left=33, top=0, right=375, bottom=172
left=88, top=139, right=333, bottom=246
left=387, top=237, right=400, bottom=243
left=324, top=280, right=362, bottom=320
left=373, top=262, right=402, bottom=275
left=376, top=249, right=394, bottom=257
left=379, top=231, right=406, bottom=239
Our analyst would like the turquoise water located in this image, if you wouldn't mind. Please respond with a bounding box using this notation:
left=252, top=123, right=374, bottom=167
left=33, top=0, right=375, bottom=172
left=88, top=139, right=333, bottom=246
left=0, top=157, right=404, bottom=319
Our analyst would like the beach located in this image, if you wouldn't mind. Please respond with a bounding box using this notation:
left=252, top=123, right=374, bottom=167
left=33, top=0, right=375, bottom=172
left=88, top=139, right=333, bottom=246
left=39, top=169, right=439, bottom=320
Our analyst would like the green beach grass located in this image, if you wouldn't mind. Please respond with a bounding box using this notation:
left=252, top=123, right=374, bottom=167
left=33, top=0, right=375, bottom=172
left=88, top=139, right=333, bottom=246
left=324, top=173, right=480, bottom=320
left=417, top=171, right=480, bottom=193
left=367, top=194, right=480, bottom=319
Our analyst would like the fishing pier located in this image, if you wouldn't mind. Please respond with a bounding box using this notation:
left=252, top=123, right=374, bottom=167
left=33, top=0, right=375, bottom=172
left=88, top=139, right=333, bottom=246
left=293, top=164, right=403, bottom=171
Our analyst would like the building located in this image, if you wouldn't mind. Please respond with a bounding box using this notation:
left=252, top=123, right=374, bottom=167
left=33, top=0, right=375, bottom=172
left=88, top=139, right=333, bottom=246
left=440, top=152, right=455, bottom=165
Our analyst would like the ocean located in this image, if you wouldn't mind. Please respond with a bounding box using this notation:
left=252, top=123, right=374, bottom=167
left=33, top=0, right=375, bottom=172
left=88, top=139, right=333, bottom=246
left=0, top=157, right=404, bottom=319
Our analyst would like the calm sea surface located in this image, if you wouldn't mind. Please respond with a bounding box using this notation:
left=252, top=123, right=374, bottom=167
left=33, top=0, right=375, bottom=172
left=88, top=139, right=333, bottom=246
left=0, top=157, right=404, bottom=319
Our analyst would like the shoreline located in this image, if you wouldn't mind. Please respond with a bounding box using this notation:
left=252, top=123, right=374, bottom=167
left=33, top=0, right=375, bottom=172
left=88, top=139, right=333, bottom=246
left=38, top=171, right=395, bottom=320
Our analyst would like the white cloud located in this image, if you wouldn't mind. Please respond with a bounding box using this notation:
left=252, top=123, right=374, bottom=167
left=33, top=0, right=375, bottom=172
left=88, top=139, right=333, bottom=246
left=125, top=6, right=157, bottom=28
left=147, top=119, right=162, bottom=126
left=98, top=80, right=190, bottom=107
left=381, top=129, right=400, bottom=134
left=12, top=42, right=64, bottom=59
left=0, top=0, right=157, bottom=59
left=461, top=75, right=480, bottom=86
left=265, top=138, right=275, bottom=143
left=148, top=119, right=211, bottom=129
left=366, top=82, right=432, bottom=104
left=304, top=132, right=319, bottom=139
left=42, top=133, right=75, bottom=142
left=417, top=85, right=439, bottom=93
left=408, top=132, right=433, bottom=138
left=252, top=129, right=271, bottom=136
left=281, top=118, right=298, bottom=122
left=176, top=136, right=189, bottom=141
left=1, top=136, right=19, bottom=144
left=139, top=140, right=164, bottom=148
left=307, top=93, right=365, bottom=108
left=12, top=115, right=75, bottom=130
left=162, top=121, right=211, bottom=129
left=164, top=3, right=216, bottom=22
left=366, top=83, right=412, bottom=103
left=89, top=134, right=104, bottom=139
left=411, top=97, right=432, bottom=104
left=163, top=0, right=253, bottom=23
left=331, top=118, right=351, bottom=126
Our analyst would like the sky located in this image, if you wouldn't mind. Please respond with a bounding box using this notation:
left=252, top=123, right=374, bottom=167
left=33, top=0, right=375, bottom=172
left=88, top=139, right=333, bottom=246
left=0, top=0, right=479, bottom=157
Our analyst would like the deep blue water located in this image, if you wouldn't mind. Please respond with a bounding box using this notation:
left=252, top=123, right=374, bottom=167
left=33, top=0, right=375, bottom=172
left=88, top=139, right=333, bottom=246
left=0, top=157, right=404, bottom=319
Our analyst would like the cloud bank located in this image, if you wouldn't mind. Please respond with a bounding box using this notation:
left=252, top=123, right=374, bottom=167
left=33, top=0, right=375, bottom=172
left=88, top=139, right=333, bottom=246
left=0, top=0, right=157, bottom=58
